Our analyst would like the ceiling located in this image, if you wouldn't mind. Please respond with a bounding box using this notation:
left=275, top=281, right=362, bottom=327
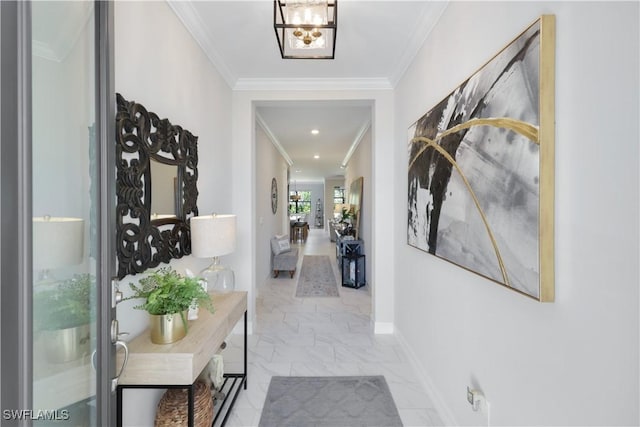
left=31, top=1, right=449, bottom=183
left=256, top=100, right=372, bottom=181
left=171, top=1, right=449, bottom=182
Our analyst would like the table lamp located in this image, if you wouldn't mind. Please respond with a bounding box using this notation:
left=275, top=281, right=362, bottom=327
left=190, top=214, right=237, bottom=293
left=33, top=216, right=84, bottom=283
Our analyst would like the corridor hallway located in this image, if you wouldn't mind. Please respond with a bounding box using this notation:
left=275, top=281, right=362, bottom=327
left=223, top=229, right=443, bottom=426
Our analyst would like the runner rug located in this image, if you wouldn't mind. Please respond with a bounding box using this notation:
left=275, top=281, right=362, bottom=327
left=294, top=255, right=339, bottom=297
left=258, top=376, right=403, bottom=427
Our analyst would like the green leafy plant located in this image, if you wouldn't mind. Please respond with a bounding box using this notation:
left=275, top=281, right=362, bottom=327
left=34, top=274, right=95, bottom=331
left=125, top=267, right=214, bottom=318
left=340, top=207, right=352, bottom=222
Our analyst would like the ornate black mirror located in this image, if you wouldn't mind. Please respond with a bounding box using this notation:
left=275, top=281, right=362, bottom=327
left=115, top=93, right=198, bottom=279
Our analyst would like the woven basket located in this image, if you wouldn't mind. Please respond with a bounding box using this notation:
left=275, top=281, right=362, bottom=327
left=154, top=381, right=214, bottom=427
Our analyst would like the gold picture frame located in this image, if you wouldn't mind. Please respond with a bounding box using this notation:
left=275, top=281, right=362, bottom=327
left=407, top=15, right=555, bottom=302
left=348, top=177, right=364, bottom=240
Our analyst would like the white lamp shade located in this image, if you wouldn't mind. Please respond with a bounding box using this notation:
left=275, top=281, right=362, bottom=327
left=190, top=214, right=237, bottom=258
left=33, top=216, right=84, bottom=269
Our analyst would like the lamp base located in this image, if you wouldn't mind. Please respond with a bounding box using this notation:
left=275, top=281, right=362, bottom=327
left=201, top=257, right=235, bottom=293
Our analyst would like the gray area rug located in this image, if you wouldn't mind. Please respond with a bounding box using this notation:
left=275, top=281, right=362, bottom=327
left=295, top=255, right=339, bottom=297
left=259, top=376, right=403, bottom=427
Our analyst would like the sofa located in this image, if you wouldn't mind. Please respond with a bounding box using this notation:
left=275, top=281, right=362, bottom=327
left=270, top=235, right=298, bottom=278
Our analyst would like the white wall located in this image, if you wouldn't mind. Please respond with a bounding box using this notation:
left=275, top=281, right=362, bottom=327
left=393, top=2, right=639, bottom=425
left=344, top=127, right=372, bottom=289
left=255, top=123, right=289, bottom=281
left=113, top=2, right=233, bottom=425
left=32, top=39, right=92, bottom=221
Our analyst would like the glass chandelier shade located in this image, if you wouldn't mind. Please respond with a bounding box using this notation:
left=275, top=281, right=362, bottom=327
left=274, top=0, right=337, bottom=59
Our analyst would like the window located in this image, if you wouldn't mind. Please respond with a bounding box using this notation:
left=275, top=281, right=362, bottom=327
left=289, top=190, right=311, bottom=214
left=333, top=187, right=345, bottom=207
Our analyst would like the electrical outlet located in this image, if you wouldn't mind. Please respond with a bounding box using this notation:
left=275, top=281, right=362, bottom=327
left=467, top=386, right=474, bottom=405
left=467, top=385, right=491, bottom=426
left=467, top=386, right=484, bottom=411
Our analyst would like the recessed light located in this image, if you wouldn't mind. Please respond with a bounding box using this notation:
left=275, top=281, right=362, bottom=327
left=311, top=129, right=319, bottom=135
left=313, top=155, right=320, bottom=159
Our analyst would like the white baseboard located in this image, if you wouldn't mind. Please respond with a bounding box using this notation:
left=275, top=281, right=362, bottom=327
left=374, top=321, right=394, bottom=334
left=395, top=329, right=458, bottom=426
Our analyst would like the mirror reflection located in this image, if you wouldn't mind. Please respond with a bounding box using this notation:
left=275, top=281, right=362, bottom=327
left=150, top=160, right=179, bottom=220
left=31, top=1, right=98, bottom=421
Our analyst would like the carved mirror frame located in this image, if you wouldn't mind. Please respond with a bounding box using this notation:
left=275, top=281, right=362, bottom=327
left=115, top=93, right=198, bottom=279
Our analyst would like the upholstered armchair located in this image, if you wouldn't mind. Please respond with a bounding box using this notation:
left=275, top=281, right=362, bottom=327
left=270, top=235, right=298, bottom=278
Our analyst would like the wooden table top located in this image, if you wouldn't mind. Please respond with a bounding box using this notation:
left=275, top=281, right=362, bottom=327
left=118, top=291, right=247, bottom=386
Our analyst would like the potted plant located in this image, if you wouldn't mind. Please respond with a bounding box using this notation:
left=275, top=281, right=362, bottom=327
left=337, top=207, right=355, bottom=236
left=339, top=206, right=352, bottom=223
left=33, top=274, right=95, bottom=363
left=125, top=267, right=214, bottom=344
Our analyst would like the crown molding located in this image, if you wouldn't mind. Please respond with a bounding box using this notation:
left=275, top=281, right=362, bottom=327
left=255, top=112, right=294, bottom=166
left=233, top=77, right=393, bottom=92
left=32, top=2, right=93, bottom=63
left=167, top=0, right=237, bottom=89
left=168, top=1, right=448, bottom=91
left=342, top=117, right=371, bottom=167
left=389, top=1, right=449, bottom=87
left=32, top=40, right=60, bottom=62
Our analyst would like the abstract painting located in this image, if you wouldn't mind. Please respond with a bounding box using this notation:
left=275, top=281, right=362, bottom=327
left=407, top=16, right=555, bottom=301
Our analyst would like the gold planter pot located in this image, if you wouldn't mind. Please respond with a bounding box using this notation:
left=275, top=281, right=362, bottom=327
left=149, top=311, right=188, bottom=344
left=41, top=323, right=92, bottom=363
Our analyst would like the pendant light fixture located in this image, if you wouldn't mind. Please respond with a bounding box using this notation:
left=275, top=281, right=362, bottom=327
left=274, top=0, right=337, bottom=59
left=290, top=180, right=301, bottom=202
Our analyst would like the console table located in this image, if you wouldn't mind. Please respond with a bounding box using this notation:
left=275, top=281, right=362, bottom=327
left=116, top=291, right=247, bottom=427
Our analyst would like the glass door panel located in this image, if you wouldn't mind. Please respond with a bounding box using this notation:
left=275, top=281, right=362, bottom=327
left=31, top=1, right=98, bottom=424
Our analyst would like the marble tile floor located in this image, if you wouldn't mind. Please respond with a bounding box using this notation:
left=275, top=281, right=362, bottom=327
left=221, top=228, right=443, bottom=427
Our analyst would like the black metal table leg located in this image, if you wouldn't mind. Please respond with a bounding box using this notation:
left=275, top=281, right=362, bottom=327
left=244, top=310, right=247, bottom=390
left=188, top=383, right=194, bottom=427
left=117, top=386, right=123, bottom=427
